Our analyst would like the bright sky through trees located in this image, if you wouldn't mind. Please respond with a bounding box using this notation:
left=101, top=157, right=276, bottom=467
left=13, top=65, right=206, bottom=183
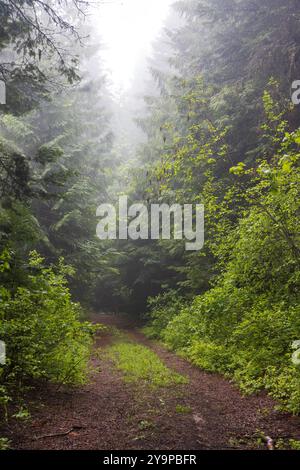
left=97, top=0, right=173, bottom=91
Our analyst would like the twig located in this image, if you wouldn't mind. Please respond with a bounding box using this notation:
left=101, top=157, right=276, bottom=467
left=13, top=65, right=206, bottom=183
left=33, top=425, right=83, bottom=440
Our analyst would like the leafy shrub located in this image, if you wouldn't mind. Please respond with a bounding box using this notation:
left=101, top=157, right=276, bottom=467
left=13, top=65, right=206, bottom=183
left=144, top=290, right=186, bottom=339
left=185, top=340, right=229, bottom=373
left=148, top=291, right=300, bottom=412
left=146, top=126, right=300, bottom=413
left=0, top=251, right=95, bottom=418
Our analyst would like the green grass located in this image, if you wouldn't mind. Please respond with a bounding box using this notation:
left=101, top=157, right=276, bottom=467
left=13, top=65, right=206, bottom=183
left=175, top=404, right=192, bottom=414
left=107, top=341, right=188, bottom=388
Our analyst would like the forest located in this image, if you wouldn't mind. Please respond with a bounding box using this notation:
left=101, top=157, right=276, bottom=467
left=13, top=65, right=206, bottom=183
left=0, top=0, right=300, bottom=454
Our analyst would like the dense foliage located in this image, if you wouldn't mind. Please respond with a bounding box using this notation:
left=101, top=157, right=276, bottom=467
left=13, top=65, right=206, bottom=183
left=131, top=1, right=300, bottom=413
left=0, top=251, right=95, bottom=417
left=0, top=0, right=109, bottom=430
left=145, top=111, right=300, bottom=412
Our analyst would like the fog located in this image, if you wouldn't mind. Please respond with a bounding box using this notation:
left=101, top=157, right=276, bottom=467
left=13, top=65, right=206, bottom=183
left=96, top=0, right=174, bottom=92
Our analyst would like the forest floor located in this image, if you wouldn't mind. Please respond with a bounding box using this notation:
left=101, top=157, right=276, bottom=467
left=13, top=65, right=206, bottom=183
left=3, top=314, right=300, bottom=450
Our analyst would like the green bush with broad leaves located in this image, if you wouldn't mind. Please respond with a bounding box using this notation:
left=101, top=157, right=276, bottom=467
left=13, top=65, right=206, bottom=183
left=143, top=290, right=187, bottom=339
left=146, top=117, right=300, bottom=414
left=0, top=250, right=96, bottom=420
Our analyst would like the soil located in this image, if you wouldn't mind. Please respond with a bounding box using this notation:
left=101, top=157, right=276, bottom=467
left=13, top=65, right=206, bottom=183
left=2, top=313, right=300, bottom=450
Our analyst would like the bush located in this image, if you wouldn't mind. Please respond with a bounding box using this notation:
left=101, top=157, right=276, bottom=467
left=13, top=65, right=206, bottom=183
left=144, top=290, right=186, bottom=339
left=0, top=251, right=95, bottom=418
left=146, top=128, right=300, bottom=412
left=148, top=290, right=300, bottom=412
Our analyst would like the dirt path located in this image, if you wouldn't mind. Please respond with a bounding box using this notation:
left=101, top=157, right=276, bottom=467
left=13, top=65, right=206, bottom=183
left=3, top=314, right=300, bottom=450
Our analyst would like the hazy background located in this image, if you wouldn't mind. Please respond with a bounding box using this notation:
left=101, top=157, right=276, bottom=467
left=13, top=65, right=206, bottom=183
left=96, top=0, right=173, bottom=93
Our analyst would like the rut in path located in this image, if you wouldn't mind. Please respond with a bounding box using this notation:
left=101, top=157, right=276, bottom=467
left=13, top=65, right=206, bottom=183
left=3, top=314, right=300, bottom=450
